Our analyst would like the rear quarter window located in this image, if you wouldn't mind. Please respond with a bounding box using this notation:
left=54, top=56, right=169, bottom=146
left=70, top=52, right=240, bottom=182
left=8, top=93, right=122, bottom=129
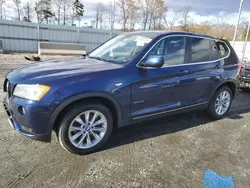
left=216, top=41, right=229, bottom=58
left=216, top=40, right=238, bottom=65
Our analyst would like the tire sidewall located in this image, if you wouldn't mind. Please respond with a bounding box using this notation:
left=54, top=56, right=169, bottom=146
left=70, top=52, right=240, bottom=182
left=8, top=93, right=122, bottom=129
left=58, top=104, right=113, bottom=155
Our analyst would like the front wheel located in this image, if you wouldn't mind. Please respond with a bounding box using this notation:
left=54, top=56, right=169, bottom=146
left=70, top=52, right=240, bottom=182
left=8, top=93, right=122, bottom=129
left=207, top=87, right=232, bottom=120
left=58, top=103, right=113, bottom=155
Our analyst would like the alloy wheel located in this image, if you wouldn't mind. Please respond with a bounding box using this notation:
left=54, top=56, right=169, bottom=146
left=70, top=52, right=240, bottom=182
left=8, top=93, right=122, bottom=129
left=68, top=110, right=107, bottom=149
left=214, top=90, right=231, bottom=116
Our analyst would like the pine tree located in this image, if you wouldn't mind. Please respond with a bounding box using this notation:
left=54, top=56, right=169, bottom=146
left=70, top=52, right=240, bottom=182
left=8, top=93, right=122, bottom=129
left=74, top=0, right=84, bottom=23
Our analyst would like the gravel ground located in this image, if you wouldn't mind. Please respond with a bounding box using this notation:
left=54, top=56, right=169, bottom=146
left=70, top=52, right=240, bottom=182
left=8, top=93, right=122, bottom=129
left=1, top=54, right=250, bottom=188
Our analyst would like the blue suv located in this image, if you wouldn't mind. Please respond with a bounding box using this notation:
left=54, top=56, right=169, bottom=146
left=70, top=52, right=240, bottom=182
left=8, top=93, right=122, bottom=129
left=3, top=31, right=240, bottom=154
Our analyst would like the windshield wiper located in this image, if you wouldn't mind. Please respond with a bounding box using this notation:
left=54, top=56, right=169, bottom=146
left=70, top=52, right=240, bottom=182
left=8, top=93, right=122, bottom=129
left=88, top=56, right=120, bottom=64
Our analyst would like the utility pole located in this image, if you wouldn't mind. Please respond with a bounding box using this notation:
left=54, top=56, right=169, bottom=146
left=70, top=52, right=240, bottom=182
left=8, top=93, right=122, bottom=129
left=242, top=21, right=250, bottom=62
left=232, top=0, right=244, bottom=47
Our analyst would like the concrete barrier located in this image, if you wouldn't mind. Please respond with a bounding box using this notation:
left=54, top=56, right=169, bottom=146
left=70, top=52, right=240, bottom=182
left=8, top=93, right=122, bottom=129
left=38, top=42, right=86, bottom=55
left=0, top=40, right=3, bottom=53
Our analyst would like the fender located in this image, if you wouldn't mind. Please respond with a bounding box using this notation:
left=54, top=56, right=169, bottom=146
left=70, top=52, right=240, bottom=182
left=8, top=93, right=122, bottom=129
left=47, top=92, right=123, bottom=133
left=212, top=79, right=238, bottom=99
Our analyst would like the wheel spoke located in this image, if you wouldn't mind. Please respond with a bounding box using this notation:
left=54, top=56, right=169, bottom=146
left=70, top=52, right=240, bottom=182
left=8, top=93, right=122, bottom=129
left=86, top=133, right=92, bottom=147
left=90, top=112, right=98, bottom=124
left=77, top=133, right=87, bottom=146
left=92, top=126, right=106, bottom=132
left=71, top=131, right=83, bottom=141
left=85, top=111, right=90, bottom=124
left=92, top=119, right=105, bottom=127
left=91, top=131, right=100, bottom=140
left=75, top=116, right=85, bottom=125
left=69, top=126, right=83, bottom=131
left=216, top=105, right=220, bottom=113
left=219, top=106, right=222, bottom=114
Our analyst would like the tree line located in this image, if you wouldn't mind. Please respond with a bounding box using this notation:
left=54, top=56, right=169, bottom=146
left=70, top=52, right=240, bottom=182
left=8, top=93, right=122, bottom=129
left=0, top=0, right=84, bottom=26
left=0, top=0, right=249, bottom=40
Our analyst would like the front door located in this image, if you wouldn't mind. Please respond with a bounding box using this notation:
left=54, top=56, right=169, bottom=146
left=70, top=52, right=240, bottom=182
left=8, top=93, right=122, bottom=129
left=131, top=36, right=190, bottom=119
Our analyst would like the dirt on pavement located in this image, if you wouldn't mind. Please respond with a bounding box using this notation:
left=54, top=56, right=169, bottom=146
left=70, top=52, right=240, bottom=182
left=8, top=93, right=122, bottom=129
left=1, top=54, right=250, bottom=188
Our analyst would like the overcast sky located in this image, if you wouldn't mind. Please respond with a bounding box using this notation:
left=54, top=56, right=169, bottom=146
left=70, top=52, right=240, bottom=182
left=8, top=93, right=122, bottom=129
left=5, top=0, right=250, bottom=28
left=81, top=0, right=250, bottom=27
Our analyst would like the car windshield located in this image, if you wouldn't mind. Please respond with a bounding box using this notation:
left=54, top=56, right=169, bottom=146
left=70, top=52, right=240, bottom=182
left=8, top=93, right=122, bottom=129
left=88, top=34, right=154, bottom=64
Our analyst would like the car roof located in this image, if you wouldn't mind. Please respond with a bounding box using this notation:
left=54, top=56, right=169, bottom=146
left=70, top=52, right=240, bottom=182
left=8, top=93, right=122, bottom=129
left=126, top=30, right=218, bottom=40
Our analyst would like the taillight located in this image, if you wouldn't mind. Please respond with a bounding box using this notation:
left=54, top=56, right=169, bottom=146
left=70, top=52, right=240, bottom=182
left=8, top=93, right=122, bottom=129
left=238, top=59, right=243, bottom=72
left=239, top=63, right=243, bottom=72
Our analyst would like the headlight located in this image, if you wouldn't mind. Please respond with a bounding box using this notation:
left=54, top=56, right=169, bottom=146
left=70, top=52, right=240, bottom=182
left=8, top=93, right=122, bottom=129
left=13, top=84, right=51, bottom=101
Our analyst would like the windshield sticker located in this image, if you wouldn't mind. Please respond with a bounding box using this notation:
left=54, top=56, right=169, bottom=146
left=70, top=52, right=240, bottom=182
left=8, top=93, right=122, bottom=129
left=135, top=37, right=152, bottom=46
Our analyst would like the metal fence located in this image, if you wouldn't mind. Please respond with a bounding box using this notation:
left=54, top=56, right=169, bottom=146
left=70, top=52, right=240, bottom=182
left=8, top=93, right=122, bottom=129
left=0, top=20, right=120, bottom=53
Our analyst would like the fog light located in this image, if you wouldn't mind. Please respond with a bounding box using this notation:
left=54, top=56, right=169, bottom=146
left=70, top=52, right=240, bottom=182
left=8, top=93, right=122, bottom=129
left=17, top=106, right=25, bottom=115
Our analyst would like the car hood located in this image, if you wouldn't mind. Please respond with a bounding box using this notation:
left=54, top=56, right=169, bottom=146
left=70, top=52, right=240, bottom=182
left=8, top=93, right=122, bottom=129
left=7, top=56, right=123, bottom=84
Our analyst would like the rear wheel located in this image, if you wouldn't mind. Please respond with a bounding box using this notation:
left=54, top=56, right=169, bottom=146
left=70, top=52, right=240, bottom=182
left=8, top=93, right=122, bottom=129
left=207, top=87, right=232, bottom=120
left=58, top=103, right=113, bottom=155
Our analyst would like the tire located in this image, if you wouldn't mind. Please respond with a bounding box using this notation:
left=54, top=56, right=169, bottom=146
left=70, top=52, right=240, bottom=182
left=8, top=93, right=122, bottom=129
left=207, top=86, right=233, bottom=120
left=58, top=103, right=113, bottom=155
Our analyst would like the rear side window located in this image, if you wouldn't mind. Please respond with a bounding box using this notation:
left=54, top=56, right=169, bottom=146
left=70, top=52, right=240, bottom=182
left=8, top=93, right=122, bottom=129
left=216, top=41, right=229, bottom=58
left=188, top=37, right=212, bottom=63
left=210, top=40, right=219, bottom=60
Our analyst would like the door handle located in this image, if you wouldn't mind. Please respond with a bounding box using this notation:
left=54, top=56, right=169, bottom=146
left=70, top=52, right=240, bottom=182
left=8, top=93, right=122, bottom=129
left=215, top=63, right=223, bottom=69
left=178, top=70, right=189, bottom=74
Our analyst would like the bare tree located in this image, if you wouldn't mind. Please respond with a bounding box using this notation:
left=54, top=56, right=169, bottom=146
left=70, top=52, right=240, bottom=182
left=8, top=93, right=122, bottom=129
left=127, top=0, right=137, bottom=30
left=117, top=0, right=138, bottom=31
left=214, top=14, right=229, bottom=38
left=12, top=0, right=22, bottom=21
left=105, top=0, right=116, bottom=31
left=117, top=0, right=128, bottom=30
left=164, top=10, right=179, bottom=30
left=94, top=3, right=105, bottom=29
left=23, top=2, right=32, bottom=22
left=151, top=0, right=168, bottom=29
left=62, top=0, right=71, bottom=25
left=177, top=6, right=192, bottom=31
left=0, top=0, right=6, bottom=19
left=53, top=0, right=62, bottom=25
left=144, top=0, right=167, bottom=30
left=139, top=0, right=150, bottom=30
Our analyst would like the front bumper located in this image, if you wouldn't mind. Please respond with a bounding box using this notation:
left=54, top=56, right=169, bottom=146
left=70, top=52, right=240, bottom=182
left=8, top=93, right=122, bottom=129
left=3, top=95, right=53, bottom=142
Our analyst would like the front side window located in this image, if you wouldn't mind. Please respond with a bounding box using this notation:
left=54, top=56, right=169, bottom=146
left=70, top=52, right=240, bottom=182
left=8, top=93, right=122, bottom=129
left=88, top=34, right=154, bottom=64
left=145, top=36, right=186, bottom=66
left=188, top=37, right=212, bottom=63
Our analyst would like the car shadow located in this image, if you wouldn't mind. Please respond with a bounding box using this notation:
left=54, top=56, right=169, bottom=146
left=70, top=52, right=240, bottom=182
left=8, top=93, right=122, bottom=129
left=100, top=96, right=250, bottom=152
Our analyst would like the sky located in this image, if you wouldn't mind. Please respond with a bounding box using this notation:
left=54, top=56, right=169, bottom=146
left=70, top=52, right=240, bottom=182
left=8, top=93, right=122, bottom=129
left=4, top=0, right=250, bottom=28
left=81, top=0, right=250, bottom=28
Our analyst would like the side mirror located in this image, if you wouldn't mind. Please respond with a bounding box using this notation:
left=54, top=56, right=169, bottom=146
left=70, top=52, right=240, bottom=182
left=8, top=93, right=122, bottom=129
left=142, top=55, right=164, bottom=68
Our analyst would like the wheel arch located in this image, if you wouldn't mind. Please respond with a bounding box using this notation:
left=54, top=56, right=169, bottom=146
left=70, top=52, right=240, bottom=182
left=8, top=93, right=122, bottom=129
left=214, top=80, right=237, bottom=98
left=48, top=92, right=123, bottom=134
